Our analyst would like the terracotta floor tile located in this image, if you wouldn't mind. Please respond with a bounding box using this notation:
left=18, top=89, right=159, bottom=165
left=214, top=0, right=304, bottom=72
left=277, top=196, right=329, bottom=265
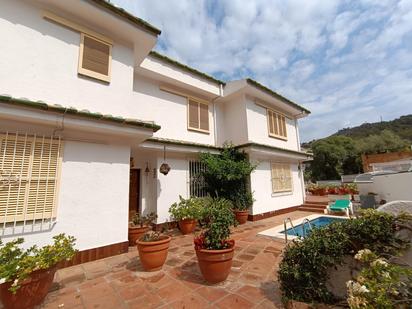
left=215, top=293, right=254, bottom=309
left=244, top=262, right=274, bottom=276
left=82, top=260, right=109, bottom=280
left=238, top=272, right=263, bottom=286
left=237, top=254, right=255, bottom=261
left=80, top=281, right=115, bottom=301
left=126, top=293, right=164, bottom=309
left=169, top=293, right=209, bottom=309
left=235, top=285, right=267, bottom=303
left=157, top=282, right=191, bottom=303
left=195, top=286, right=228, bottom=303
left=118, top=283, right=148, bottom=301
left=82, top=293, right=124, bottom=309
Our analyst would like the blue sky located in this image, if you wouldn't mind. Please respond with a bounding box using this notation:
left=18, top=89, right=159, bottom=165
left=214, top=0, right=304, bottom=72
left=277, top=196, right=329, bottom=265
left=113, top=0, right=412, bottom=142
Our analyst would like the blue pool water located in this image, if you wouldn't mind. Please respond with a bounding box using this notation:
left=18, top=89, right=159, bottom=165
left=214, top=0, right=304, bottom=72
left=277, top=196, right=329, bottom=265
left=281, top=216, right=345, bottom=237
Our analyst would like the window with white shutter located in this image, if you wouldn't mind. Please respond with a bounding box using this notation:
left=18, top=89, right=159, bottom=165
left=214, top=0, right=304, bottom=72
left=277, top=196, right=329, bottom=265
left=0, top=133, right=63, bottom=226
left=188, top=99, right=210, bottom=133
left=271, top=163, right=292, bottom=193
left=267, top=109, right=287, bottom=140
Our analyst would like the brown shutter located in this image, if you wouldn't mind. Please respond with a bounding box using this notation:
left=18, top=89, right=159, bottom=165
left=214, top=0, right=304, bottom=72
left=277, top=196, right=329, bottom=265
left=188, top=99, right=199, bottom=129
left=199, top=103, right=209, bottom=131
left=281, top=116, right=287, bottom=138
left=268, top=110, right=274, bottom=135
left=82, top=35, right=110, bottom=76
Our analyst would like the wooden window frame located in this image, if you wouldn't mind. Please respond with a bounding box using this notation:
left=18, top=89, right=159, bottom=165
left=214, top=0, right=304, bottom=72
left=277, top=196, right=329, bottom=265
left=0, top=133, right=63, bottom=224
left=78, top=33, right=112, bottom=83
left=187, top=98, right=210, bottom=134
left=267, top=109, right=288, bottom=141
left=270, top=162, right=293, bottom=193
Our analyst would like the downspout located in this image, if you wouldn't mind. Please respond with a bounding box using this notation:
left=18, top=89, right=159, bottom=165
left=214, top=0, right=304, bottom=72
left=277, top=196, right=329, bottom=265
left=294, top=115, right=306, bottom=202
left=211, top=83, right=224, bottom=146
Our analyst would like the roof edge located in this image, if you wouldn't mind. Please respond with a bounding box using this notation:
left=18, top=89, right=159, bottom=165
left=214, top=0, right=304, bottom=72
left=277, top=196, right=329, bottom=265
left=149, top=51, right=226, bottom=86
left=145, top=137, right=220, bottom=150
left=246, top=78, right=311, bottom=114
left=86, top=0, right=161, bottom=36
left=235, top=142, right=313, bottom=157
left=0, top=95, right=161, bottom=132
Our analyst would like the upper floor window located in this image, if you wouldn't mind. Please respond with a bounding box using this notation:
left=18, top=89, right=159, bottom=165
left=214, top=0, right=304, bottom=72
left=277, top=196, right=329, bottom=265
left=188, top=99, right=209, bottom=133
left=78, top=33, right=112, bottom=83
left=271, top=163, right=292, bottom=193
left=0, top=132, right=63, bottom=225
left=267, top=109, right=287, bottom=140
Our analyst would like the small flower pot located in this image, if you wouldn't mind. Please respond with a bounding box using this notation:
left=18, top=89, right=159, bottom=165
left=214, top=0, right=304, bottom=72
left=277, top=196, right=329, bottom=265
left=0, top=266, right=57, bottom=309
left=195, top=241, right=235, bottom=283
left=128, top=226, right=150, bottom=246
left=233, top=210, right=249, bottom=224
left=178, top=219, right=197, bottom=235
left=137, top=235, right=171, bottom=271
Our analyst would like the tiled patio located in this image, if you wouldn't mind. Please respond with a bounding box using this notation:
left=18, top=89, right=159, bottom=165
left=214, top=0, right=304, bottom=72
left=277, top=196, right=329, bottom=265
left=37, top=211, right=312, bottom=309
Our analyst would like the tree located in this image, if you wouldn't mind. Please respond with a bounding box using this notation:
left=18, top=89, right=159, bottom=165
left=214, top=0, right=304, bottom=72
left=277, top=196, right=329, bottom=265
left=356, top=129, right=409, bottom=154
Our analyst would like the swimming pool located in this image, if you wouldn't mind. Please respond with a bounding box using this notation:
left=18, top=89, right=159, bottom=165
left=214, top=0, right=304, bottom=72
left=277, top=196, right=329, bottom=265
left=257, top=214, right=348, bottom=240
left=281, top=216, right=345, bottom=237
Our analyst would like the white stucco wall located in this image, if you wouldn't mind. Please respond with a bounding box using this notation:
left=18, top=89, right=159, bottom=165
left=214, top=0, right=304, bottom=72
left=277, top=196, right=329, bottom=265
left=245, top=98, right=300, bottom=151
left=1, top=141, right=130, bottom=251
left=371, top=172, right=412, bottom=202
left=250, top=160, right=304, bottom=215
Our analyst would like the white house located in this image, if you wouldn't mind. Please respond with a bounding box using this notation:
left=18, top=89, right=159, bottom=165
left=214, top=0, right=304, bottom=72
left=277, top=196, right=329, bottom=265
left=0, top=0, right=311, bottom=262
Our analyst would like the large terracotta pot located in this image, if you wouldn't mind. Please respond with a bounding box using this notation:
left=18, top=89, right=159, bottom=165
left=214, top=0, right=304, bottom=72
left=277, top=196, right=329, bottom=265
left=178, top=219, right=197, bottom=234
left=195, top=241, right=235, bottom=283
left=233, top=210, right=249, bottom=224
left=136, top=235, right=171, bottom=271
left=128, top=226, right=149, bottom=246
left=0, top=266, right=57, bottom=309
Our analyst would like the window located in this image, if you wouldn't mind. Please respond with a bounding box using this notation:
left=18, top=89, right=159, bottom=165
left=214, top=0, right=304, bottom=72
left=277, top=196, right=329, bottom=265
left=271, top=163, right=292, bottom=193
left=78, top=33, right=112, bottom=82
left=189, top=160, right=208, bottom=197
left=0, top=133, right=63, bottom=225
left=267, top=109, right=287, bottom=140
left=188, top=99, right=209, bottom=133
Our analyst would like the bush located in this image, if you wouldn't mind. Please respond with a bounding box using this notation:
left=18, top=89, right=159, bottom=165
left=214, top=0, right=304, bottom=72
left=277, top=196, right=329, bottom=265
left=0, top=234, right=76, bottom=293
left=194, top=197, right=237, bottom=250
left=278, top=210, right=411, bottom=304
left=130, top=212, right=157, bottom=227
left=169, top=196, right=203, bottom=221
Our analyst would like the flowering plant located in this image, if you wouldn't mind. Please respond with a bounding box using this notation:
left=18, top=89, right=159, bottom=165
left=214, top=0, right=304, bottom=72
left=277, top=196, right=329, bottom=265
left=347, top=249, right=412, bottom=308
left=0, top=234, right=76, bottom=293
left=169, top=196, right=203, bottom=221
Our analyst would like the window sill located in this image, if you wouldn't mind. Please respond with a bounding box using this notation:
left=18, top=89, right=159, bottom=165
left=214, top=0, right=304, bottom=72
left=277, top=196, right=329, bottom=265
left=268, top=134, right=288, bottom=141
left=188, top=127, right=210, bottom=135
left=271, top=191, right=293, bottom=197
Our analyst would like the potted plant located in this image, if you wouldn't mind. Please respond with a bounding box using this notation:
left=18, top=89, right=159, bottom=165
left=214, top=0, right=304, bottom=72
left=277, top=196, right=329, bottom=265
left=169, top=196, right=202, bottom=234
left=136, top=231, right=171, bottom=271
left=231, top=191, right=254, bottom=224
left=0, top=234, right=76, bottom=309
left=194, top=197, right=237, bottom=283
left=128, top=212, right=157, bottom=246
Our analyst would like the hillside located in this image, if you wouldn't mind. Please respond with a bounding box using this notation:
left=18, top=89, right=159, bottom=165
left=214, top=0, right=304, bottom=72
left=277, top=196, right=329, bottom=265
left=333, top=114, right=412, bottom=142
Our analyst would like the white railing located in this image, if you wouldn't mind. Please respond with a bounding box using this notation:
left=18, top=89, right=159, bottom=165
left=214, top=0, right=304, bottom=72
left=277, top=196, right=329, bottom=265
left=0, top=131, right=62, bottom=236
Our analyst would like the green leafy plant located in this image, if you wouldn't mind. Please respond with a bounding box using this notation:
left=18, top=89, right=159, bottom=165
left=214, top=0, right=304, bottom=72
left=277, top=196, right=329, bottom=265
left=347, top=249, right=412, bottom=308
left=130, top=212, right=157, bottom=227
left=194, top=197, right=237, bottom=250
left=200, top=143, right=256, bottom=210
left=140, top=231, right=163, bottom=242
left=169, top=196, right=203, bottom=221
left=278, top=210, right=411, bottom=304
left=0, top=234, right=76, bottom=293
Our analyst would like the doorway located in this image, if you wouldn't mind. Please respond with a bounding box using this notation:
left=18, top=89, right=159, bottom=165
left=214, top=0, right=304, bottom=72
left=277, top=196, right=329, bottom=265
left=129, top=169, right=140, bottom=220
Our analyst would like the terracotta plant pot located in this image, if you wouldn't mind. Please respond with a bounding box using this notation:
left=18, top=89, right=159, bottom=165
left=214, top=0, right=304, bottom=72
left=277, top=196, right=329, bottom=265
left=178, top=219, right=197, bottom=234
left=137, top=235, right=171, bottom=271
left=128, top=226, right=149, bottom=246
left=195, top=241, right=235, bottom=283
left=0, top=266, right=57, bottom=309
left=233, top=210, right=249, bottom=224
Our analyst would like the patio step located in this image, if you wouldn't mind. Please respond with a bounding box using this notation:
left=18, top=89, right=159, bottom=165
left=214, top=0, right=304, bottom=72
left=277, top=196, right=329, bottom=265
left=301, top=203, right=327, bottom=209
left=298, top=206, right=326, bottom=213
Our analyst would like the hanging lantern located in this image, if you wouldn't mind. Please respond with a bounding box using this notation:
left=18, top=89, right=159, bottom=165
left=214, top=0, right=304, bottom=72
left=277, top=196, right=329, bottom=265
left=144, top=162, right=150, bottom=177
left=159, top=145, right=171, bottom=175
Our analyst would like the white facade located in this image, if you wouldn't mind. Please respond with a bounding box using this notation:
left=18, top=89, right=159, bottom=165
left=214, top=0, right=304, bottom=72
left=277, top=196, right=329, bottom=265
left=0, top=0, right=311, bottom=252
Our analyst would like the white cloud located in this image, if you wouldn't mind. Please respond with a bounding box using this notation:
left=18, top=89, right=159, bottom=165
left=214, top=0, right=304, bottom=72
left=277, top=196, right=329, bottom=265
left=114, top=0, right=412, bottom=141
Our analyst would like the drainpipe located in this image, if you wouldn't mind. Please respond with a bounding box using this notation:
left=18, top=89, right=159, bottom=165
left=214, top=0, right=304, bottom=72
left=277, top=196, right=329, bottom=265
left=211, top=83, right=224, bottom=146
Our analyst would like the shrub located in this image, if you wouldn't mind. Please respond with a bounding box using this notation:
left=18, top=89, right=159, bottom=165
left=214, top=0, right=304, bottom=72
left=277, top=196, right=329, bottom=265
left=347, top=249, right=412, bottom=308
left=278, top=210, right=411, bottom=304
left=194, top=197, right=237, bottom=250
left=169, top=196, right=203, bottom=221
left=130, top=212, right=157, bottom=227
left=0, top=234, right=76, bottom=293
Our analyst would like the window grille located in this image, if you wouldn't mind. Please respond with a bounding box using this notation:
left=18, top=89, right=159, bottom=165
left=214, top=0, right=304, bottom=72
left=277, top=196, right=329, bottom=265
left=0, top=132, right=62, bottom=234
left=189, top=160, right=208, bottom=197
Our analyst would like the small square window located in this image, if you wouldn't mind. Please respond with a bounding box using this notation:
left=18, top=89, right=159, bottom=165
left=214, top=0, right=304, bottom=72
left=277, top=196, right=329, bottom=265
left=187, top=99, right=210, bottom=133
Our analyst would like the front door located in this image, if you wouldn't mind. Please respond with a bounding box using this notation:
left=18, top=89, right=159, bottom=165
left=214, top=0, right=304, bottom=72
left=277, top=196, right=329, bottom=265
left=129, top=169, right=140, bottom=220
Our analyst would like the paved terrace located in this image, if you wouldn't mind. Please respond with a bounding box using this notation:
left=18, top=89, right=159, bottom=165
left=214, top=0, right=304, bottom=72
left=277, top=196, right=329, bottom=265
left=36, top=211, right=313, bottom=309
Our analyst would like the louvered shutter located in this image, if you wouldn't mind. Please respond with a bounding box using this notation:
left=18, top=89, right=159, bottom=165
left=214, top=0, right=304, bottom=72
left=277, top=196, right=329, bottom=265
left=0, top=134, right=62, bottom=224
left=199, top=103, right=209, bottom=131
left=271, top=163, right=292, bottom=193
left=188, top=99, right=199, bottom=129
left=267, top=109, right=287, bottom=139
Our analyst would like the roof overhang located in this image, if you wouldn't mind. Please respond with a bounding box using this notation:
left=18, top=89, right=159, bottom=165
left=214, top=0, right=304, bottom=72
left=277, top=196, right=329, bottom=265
left=34, top=0, right=159, bottom=66
left=0, top=95, right=159, bottom=146
left=236, top=143, right=312, bottom=162
left=221, top=79, right=310, bottom=118
left=138, top=138, right=220, bottom=154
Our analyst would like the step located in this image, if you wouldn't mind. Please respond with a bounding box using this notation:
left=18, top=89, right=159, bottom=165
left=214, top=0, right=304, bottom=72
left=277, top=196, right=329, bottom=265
left=298, top=206, right=325, bottom=213
left=303, top=200, right=328, bottom=206
left=300, top=203, right=327, bottom=209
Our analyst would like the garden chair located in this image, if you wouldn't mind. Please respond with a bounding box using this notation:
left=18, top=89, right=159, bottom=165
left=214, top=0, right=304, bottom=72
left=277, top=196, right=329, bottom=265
left=326, top=199, right=353, bottom=217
